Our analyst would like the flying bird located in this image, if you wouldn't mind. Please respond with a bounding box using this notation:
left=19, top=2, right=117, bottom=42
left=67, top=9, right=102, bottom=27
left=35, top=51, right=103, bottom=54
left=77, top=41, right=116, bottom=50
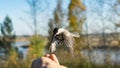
left=49, top=27, right=80, bottom=54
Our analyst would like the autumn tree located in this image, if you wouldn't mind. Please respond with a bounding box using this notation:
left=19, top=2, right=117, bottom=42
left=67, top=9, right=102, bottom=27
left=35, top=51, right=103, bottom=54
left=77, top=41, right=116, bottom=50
left=67, top=0, right=87, bottom=55
left=68, top=0, right=86, bottom=32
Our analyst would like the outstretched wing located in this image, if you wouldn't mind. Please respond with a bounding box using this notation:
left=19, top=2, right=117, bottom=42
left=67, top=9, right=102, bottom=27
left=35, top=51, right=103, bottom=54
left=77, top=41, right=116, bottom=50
left=49, top=35, right=59, bottom=53
left=70, top=32, right=80, bottom=37
left=63, top=34, right=74, bottom=54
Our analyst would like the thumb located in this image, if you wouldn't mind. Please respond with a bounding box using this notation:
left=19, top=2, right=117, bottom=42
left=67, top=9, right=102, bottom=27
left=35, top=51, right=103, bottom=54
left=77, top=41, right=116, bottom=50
left=45, top=54, right=59, bottom=65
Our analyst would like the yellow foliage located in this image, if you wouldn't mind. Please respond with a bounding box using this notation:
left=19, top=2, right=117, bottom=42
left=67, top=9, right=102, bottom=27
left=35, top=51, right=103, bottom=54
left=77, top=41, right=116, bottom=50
left=69, top=0, right=85, bottom=11
left=68, top=0, right=86, bottom=32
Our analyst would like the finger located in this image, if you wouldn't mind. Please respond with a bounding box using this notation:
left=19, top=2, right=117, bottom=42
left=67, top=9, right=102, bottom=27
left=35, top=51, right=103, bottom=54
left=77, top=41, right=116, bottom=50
left=41, top=57, right=59, bottom=68
left=44, top=54, right=59, bottom=65
left=41, top=57, right=55, bottom=64
left=49, top=54, right=59, bottom=65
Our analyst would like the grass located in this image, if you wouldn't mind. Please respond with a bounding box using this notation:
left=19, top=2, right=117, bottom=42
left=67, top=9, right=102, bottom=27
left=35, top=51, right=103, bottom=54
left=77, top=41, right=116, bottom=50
left=1, top=48, right=120, bottom=68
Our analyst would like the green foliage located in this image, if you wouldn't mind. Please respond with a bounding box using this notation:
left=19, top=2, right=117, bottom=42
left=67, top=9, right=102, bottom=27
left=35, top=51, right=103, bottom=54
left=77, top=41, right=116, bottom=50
left=29, top=35, right=46, bottom=57
left=0, top=35, right=47, bottom=68
left=55, top=51, right=120, bottom=68
left=0, top=49, right=32, bottom=68
left=0, top=16, right=16, bottom=55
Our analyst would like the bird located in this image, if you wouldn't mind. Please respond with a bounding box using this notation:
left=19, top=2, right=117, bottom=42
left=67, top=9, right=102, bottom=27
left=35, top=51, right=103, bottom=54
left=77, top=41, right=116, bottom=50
left=49, top=27, right=80, bottom=54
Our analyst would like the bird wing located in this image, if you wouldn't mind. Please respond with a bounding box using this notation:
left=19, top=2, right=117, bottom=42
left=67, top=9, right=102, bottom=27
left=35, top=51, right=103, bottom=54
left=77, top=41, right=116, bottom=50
left=70, top=32, right=80, bottom=37
left=62, top=34, right=74, bottom=54
left=49, top=35, right=59, bottom=53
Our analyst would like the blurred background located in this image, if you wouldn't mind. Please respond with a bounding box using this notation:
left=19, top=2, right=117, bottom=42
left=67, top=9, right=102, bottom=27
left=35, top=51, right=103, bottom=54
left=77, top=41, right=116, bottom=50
left=0, top=0, right=120, bottom=68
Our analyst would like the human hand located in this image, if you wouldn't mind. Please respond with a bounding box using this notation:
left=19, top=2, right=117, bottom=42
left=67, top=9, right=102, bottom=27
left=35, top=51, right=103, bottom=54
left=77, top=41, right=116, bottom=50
left=31, top=54, right=67, bottom=68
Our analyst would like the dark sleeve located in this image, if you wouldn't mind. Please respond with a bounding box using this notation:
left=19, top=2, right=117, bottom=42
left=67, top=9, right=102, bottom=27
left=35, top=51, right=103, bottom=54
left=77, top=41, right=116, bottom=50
left=31, top=58, right=42, bottom=68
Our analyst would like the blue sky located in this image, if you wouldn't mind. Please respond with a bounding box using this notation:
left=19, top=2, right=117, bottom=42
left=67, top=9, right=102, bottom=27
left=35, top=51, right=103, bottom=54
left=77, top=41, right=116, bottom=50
left=0, top=0, right=70, bottom=35
left=0, top=0, right=31, bottom=35
left=82, top=0, right=120, bottom=34
left=0, top=0, right=120, bottom=35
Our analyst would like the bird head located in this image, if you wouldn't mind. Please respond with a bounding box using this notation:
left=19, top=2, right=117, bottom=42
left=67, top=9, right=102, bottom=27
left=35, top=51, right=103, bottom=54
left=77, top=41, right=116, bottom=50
left=53, top=28, right=66, bottom=40
left=55, top=28, right=66, bottom=35
left=53, top=27, right=59, bottom=35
